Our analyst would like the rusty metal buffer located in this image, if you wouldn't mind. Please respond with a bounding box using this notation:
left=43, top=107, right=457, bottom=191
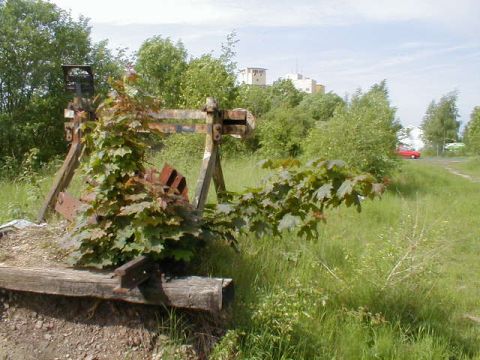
left=37, top=65, right=255, bottom=223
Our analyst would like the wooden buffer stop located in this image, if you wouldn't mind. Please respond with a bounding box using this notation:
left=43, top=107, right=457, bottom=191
left=0, top=65, right=255, bottom=313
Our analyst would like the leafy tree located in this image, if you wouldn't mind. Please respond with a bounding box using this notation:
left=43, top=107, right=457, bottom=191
left=135, top=36, right=187, bottom=107
left=88, top=40, right=130, bottom=97
left=464, top=107, right=480, bottom=154
left=0, top=0, right=91, bottom=164
left=269, top=79, right=304, bottom=108
left=180, top=54, right=237, bottom=109
left=421, top=92, right=460, bottom=155
left=236, top=84, right=272, bottom=117
left=0, top=0, right=126, bottom=169
left=219, top=31, right=239, bottom=75
left=303, top=82, right=400, bottom=179
left=297, top=91, right=345, bottom=123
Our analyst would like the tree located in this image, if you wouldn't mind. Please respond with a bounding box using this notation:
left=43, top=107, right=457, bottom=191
left=236, top=84, right=272, bottom=117
left=303, top=82, right=400, bottom=179
left=421, top=92, right=460, bottom=155
left=88, top=40, right=130, bottom=97
left=464, top=107, right=480, bottom=154
left=297, top=91, right=345, bottom=123
left=269, top=79, right=304, bottom=108
left=180, top=54, right=237, bottom=109
left=0, top=0, right=125, bottom=168
left=0, top=0, right=92, bottom=165
left=135, top=36, right=187, bottom=107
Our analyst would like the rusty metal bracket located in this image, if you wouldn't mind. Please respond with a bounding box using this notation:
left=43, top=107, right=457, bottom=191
left=144, top=164, right=189, bottom=200
left=64, top=122, right=74, bottom=142
left=213, top=123, right=222, bottom=142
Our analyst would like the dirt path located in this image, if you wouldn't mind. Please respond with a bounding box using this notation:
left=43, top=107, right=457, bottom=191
left=443, top=166, right=480, bottom=183
left=424, top=157, right=480, bottom=183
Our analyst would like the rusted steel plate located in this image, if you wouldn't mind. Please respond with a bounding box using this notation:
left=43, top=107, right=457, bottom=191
left=54, top=192, right=82, bottom=221
left=79, top=192, right=95, bottom=203
left=222, top=124, right=246, bottom=136
left=171, top=175, right=187, bottom=196
left=144, top=165, right=189, bottom=201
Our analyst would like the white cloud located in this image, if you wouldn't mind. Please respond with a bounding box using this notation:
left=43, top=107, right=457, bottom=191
left=50, top=0, right=480, bottom=32
left=48, top=0, right=479, bottom=127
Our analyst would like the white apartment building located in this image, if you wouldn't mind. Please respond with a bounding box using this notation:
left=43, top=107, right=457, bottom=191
left=284, top=73, right=324, bottom=94
left=239, top=67, right=267, bottom=86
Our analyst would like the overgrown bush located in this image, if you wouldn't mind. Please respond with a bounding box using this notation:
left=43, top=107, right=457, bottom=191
left=303, top=82, right=400, bottom=179
left=71, top=74, right=210, bottom=268
left=71, top=75, right=384, bottom=268
left=205, top=158, right=383, bottom=242
left=257, top=107, right=312, bottom=158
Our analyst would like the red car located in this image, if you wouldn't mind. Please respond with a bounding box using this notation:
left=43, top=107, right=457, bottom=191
left=396, top=147, right=421, bottom=159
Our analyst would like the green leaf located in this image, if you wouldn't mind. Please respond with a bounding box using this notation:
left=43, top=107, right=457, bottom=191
left=216, top=203, right=234, bottom=214
left=119, top=201, right=152, bottom=216
left=277, top=214, right=301, bottom=231
left=337, top=179, right=354, bottom=198
left=314, top=183, right=333, bottom=201
left=113, top=148, right=132, bottom=157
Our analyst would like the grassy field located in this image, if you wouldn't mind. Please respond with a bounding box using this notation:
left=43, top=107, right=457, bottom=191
left=446, top=157, right=480, bottom=180
left=1, top=157, right=480, bottom=359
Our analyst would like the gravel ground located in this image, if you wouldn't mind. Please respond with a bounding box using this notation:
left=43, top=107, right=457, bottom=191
left=0, top=224, right=223, bottom=359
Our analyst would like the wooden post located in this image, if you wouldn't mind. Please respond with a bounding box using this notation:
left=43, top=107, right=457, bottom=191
left=192, top=98, right=222, bottom=212
left=212, top=151, right=227, bottom=202
left=37, top=112, right=84, bottom=223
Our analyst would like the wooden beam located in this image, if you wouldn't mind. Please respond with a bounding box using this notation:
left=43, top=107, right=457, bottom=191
left=192, top=98, right=219, bottom=212
left=0, top=265, right=233, bottom=313
left=147, top=123, right=209, bottom=134
left=37, top=140, right=82, bottom=223
left=222, top=110, right=247, bottom=121
left=212, top=151, right=227, bottom=202
left=148, top=109, right=206, bottom=121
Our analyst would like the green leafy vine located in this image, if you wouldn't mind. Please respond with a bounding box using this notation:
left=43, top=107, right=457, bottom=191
left=71, top=74, right=384, bottom=269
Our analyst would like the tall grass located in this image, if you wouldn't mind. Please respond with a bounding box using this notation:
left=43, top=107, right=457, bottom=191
left=204, top=160, right=480, bottom=359
left=1, top=156, right=480, bottom=358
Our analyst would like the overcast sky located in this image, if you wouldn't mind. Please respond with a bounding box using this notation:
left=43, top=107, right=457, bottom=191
left=51, top=0, right=480, bottom=127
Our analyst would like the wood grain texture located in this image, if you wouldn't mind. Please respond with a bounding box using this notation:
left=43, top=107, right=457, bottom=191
left=0, top=265, right=233, bottom=312
left=148, top=109, right=206, bottom=121
left=37, top=141, right=82, bottom=223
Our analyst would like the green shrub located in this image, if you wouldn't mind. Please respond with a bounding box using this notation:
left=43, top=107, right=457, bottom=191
left=303, top=82, right=400, bottom=179
left=257, top=107, right=311, bottom=158
left=71, top=75, right=209, bottom=268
